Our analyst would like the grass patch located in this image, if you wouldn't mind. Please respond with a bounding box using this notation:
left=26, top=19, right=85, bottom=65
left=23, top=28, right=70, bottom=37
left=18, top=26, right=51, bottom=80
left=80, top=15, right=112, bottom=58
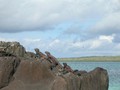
left=58, top=56, right=120, bottom=62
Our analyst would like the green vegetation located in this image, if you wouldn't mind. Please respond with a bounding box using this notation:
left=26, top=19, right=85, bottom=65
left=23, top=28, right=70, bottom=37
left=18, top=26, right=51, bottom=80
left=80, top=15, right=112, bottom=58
left=58, top=56, right=120, bottom=62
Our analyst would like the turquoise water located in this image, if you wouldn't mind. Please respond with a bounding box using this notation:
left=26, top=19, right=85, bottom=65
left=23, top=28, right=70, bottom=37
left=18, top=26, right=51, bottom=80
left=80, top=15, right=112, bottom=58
left=61, top=62, right=120, bottom=90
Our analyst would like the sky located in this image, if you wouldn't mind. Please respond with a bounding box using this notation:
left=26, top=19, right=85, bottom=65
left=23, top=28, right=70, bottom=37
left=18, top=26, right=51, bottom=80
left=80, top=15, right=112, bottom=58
left=0, top=0, right=120, bottom=57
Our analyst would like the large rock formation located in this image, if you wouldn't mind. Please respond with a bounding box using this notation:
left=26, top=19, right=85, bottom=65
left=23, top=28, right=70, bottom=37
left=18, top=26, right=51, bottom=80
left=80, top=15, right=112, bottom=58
left=0, top=41, right=36, bottom=58
left=0, top=41, right=109, bottom=90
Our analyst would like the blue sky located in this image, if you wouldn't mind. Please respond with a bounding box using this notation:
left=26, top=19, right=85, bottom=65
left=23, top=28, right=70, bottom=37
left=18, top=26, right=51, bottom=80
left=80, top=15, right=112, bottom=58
left=0, top=0, right=120, bottom=57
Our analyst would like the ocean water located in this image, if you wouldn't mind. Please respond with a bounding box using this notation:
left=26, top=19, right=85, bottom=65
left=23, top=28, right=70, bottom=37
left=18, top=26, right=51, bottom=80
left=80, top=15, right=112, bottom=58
left=61, top=62, right=120, bottom=90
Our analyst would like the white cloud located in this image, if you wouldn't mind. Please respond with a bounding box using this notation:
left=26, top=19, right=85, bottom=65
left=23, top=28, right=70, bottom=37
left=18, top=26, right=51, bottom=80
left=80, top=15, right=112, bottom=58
left=24, top=38, right=41, bottom=43
left=89, top=35, right=115, bottom=49
left=49, top=39, right=60, bottom=47
left=0, top=0, right=120, bottom=32
left=99, top=34, right=115, bottom=43
left=90, top=40, right=101, bottom=49
left=0, top=37, right=16, bottom=41
left=115, top=44, right=120, bottom=50
left=90, top=12, right=120, bottom=35
left=0, top=35, right=120, bottom=57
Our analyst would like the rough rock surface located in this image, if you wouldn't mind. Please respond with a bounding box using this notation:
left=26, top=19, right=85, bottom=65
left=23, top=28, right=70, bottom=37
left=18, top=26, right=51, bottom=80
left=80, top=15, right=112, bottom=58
left=0, top=41, right=36, bottom=58
left=0, top=41, right=26, bottom=57
left=0, top=57, right=20, bottom=89
left=0, top=41, right=109, bottom=90
left=1, top=60, right=55, bottom=90
left=80, top=67, right=109, bottom=90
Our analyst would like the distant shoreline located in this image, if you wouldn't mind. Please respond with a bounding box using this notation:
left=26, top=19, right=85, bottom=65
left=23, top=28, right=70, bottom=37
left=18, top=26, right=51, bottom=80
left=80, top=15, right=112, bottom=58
left=58, top=56, right=120, bottom=62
